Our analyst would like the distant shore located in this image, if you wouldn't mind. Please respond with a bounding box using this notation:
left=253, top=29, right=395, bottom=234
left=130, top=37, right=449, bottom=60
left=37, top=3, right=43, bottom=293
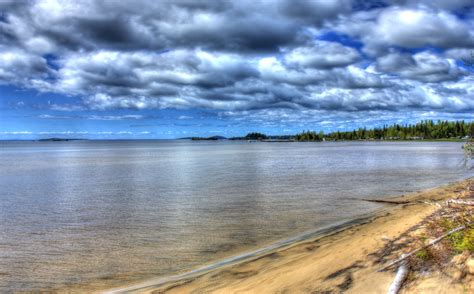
left=105, top=177, right=473, bottom=294
left=180, top=137, right=470, bottom=142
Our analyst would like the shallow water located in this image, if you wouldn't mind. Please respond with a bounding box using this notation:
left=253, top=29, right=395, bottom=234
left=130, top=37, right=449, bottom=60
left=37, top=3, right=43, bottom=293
left=0, top=140, right=472, bottom=292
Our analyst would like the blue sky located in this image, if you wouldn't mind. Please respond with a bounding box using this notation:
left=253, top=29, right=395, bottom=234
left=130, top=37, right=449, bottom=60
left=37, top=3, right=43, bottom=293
left=0, top=0, right=473, bottom=139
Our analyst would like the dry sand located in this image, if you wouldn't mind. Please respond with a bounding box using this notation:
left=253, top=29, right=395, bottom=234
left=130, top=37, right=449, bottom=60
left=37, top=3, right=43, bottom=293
left=107, top=177, right=473, bottom=294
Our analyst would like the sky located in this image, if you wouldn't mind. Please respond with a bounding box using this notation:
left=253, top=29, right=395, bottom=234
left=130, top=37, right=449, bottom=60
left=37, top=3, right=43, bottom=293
left=0, top=0, right=473, bottom=139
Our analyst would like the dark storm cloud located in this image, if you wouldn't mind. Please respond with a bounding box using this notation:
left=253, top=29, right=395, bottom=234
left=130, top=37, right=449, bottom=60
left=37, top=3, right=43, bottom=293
left=0, top=0, right=473, bottom=121
left=0, top=0, right=350, bottom=53
left=390, top=0, right=474, bottom=11
left=279, top=0, right=352, bottom=25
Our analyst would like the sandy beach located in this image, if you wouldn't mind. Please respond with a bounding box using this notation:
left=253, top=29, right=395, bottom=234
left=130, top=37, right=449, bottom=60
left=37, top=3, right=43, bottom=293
left=106, top=177, right=473, bottom=294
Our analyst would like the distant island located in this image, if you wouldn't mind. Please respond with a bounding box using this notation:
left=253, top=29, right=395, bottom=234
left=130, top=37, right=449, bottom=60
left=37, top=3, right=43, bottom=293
left=181, top=133, right=295, bottom=141
left=38, top=138, right=87, bottom=142
left=229, top=132, right=294, bottom=141
left=179, top=136, right=227, bottom=141
left=181, top=120, right=473, bottom=142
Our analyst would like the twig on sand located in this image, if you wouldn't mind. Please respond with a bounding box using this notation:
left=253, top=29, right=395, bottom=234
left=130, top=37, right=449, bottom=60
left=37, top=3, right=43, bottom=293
left=420, top=201, right=442, bottom=208
left=378, top=225, right=467, bottom=272
left=387, top=254, right=408, bottom=294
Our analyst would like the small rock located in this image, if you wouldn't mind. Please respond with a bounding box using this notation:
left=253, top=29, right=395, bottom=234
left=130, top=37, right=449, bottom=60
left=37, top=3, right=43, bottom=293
left=381, top=235, right=391, bottom=241
left=451, top=251, right=470, bottom=265
left=446, top=267, right=466, bottom=281
left=466, top=257, right=474, bottom=275
left=452, top=269, right=466, bottom=281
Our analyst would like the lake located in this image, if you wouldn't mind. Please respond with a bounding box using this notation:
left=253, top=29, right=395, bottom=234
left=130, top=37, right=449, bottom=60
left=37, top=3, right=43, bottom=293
left=0, top=140, right=472, bottom=292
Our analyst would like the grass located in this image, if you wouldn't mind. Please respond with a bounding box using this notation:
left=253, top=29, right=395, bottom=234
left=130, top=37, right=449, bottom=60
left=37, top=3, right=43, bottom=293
left=437, top=215, right=474, bottom=253
left=451, top=228, right=474, bottom=252
left=415, top=249, right=431, bottom=261
left=409, top=203, right=474, bottom=269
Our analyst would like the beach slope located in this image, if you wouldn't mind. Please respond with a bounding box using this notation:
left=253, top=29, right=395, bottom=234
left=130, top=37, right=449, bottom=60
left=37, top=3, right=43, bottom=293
left=108, top=178, right=473, bottom=294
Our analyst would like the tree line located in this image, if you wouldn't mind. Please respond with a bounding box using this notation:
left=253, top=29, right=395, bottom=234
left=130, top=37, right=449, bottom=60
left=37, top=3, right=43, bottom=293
left=295, top=120, right=473, bottom=141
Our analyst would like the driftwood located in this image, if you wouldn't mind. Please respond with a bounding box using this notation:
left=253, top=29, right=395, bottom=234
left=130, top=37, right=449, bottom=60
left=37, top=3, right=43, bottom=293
left=446, top=199, right=474, bottom=206
left=387, top=254, right=408, bottom=294
left=378, top=225, right=467, bottom=272
left=361, top=199, right=410, bottom=205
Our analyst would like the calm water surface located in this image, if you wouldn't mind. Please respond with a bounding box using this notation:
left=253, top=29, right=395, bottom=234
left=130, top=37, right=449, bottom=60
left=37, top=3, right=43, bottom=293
left=0, top=141, right=472, bottom=291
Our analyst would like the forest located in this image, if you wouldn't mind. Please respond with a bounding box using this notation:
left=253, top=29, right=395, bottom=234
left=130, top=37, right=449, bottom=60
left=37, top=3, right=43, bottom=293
left=295, top=120, right=473, bottom=141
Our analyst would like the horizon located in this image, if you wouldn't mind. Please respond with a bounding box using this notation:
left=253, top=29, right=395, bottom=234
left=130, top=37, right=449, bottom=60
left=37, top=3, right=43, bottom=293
left=1, top=1, right=474, bottom=140
left=1, top=118, right=471, bottom=141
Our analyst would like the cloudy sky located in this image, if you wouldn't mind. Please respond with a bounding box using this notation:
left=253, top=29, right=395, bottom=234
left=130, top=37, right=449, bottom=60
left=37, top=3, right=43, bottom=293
left=0, top=0, right=473, bottom=139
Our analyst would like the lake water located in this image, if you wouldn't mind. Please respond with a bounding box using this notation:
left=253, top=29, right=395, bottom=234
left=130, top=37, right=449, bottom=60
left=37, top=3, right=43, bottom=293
left=0, top=140, right=472, bottom=292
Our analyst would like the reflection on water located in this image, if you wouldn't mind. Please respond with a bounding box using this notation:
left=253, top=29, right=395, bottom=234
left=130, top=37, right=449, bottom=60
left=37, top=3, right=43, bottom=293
left=0, top=141, right=471, bottom=291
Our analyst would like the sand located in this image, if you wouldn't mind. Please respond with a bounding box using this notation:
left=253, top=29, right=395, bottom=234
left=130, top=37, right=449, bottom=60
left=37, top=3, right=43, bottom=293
left=106, top=177, right=473, bottom=294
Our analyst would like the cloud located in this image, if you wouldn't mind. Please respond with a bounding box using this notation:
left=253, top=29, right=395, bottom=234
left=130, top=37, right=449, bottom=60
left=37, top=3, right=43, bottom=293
left=38, top=114, right=147, bottom=120
left=0, top=130, right=150, bottom=136
left=0, top=0, right=473, bottom=123
left=55, top=49, right=259, bottom=99
left=85, top=114, right=145, bottom=120
left=374, top=51, right=466, bottom=82
left=283, top=40, right=361, bottom=69
left=0, top=131, right=33, bottom=135
left=391, top=0, right=474, bottom=11
left=0, top=48, right=52, bottom=86
left=38, top=114, right=73, bottom=119
left=83, top=93, right=162, bottom=110
left=445, top=48, right=474, bottom=64
left=372, top=7, right=474, bottom=48
left=0, top=0, right=350, bottom=53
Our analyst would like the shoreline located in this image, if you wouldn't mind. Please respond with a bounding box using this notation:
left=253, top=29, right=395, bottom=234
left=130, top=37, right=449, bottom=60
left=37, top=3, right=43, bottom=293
left=104, top=211, right=388, bottom=293
left=104, top=177, right=473, bottom=294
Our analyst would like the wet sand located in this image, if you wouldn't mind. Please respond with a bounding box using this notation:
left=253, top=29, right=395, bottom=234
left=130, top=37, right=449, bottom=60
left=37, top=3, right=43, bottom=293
left=105, top=177, right=473, bottom=294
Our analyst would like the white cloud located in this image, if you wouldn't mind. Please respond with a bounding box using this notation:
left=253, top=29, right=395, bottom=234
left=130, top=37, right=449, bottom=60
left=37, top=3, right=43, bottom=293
left=373, top=8, right=473, bottom=48
left=0, top=131, right=33, bottom=135
left=284, top=40, right=360, bottom=69
left=85, top=115, right=145, bottom=120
